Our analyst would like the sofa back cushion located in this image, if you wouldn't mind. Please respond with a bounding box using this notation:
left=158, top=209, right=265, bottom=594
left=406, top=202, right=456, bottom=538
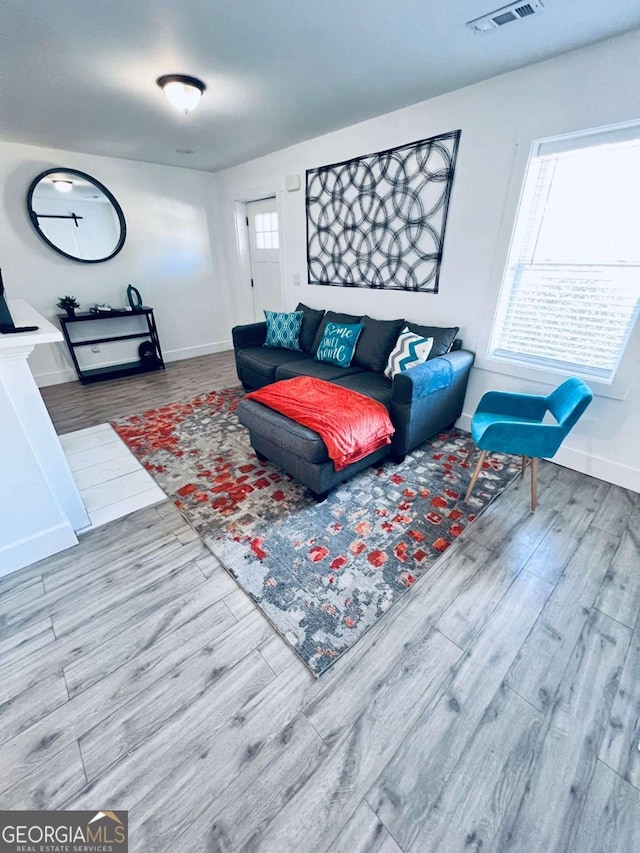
left=353, top=316, right=405, bottom=373
left=312, top=311, right=362, bottom=354
left=315, top=322, right=364, bottom=367
left=295, top=303, right=325, bottom=353
left=405, top=323, right=459, bottom=359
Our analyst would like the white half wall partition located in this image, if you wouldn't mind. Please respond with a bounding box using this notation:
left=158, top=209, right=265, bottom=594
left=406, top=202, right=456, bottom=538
left=0, top=301, right=89, bottom=576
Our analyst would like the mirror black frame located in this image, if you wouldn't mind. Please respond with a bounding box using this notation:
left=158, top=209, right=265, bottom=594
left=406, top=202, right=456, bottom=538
left=27, top=168, right=127, bottom=264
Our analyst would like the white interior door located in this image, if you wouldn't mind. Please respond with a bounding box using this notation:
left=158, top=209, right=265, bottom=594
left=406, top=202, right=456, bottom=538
left=246, top=198, right=282, bottom=321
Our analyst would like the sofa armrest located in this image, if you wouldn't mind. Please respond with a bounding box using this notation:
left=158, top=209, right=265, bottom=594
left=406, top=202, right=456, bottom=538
left=392, top=350, right=474, bottom=404
left=232, top=322, right=267, bottom=349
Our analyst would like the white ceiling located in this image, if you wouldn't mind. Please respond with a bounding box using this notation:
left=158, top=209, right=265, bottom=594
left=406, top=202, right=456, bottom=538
left=1, top=0, right=639, bottom=173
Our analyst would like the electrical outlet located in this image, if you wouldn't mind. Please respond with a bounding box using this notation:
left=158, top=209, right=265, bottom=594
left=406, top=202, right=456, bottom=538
left=293, top=272, right=301, bottom=286
left=91, top=345, right=101, bottom=353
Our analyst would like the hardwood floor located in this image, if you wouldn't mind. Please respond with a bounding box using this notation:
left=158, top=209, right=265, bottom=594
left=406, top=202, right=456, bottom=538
left=40, top=350, right=240, bottom=434
left=2, top=351, right=639, bottom=851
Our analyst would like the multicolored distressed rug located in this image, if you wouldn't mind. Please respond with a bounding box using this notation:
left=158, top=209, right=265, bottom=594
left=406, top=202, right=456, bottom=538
left=112, top=388, right=519, bottom=675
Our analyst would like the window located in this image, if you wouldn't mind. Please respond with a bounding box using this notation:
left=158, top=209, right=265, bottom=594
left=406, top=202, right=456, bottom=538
left=254, top=212, right=279, bottom=250
left=489, top=123, right=640, bottom=384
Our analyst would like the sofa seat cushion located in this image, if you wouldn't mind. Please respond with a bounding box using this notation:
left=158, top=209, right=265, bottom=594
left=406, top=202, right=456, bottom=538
left=237, top=347, right=313, bottom=382
left=275, top=358, right=364, bottom=382
left=333, top=371, right=393, bottom=409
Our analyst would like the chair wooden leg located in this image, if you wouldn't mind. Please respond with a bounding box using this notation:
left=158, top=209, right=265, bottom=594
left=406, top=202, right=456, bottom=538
left=521, top=455, right=528, bottom=477
left=530, top=457, right=538, bottom=512
left=464, top=443, right=476, bottom=466
left=465, top=449, right=487, bottom=502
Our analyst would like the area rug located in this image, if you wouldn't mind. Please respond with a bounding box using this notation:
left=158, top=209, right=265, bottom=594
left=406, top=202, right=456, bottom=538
left=112, top=388, right=519, bottom=675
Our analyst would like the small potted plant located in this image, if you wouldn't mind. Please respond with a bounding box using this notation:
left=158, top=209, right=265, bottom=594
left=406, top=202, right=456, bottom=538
left=56, top=295, right=80, bottom=319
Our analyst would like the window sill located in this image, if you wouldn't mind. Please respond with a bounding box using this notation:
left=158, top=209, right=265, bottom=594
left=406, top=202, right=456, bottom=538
left=473, top=352, right=634, bottom=401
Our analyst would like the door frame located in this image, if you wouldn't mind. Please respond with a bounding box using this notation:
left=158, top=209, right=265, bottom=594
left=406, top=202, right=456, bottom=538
left=233, top=189, right=287, bottom=323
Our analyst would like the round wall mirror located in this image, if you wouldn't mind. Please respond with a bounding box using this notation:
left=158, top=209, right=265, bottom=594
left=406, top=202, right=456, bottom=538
left=27, top=168, right=126, bottom=263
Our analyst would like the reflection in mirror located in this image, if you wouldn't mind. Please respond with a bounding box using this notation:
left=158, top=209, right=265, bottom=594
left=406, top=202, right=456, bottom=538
left=27, top=169, right=126, bottom=263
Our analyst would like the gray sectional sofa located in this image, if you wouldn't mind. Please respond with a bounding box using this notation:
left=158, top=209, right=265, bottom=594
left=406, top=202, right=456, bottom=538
left=232, top=304, right=474, bottom=497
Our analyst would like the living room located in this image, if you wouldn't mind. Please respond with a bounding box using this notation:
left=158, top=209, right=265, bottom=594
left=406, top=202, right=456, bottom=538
left=1, top=2, right=639, bottom=850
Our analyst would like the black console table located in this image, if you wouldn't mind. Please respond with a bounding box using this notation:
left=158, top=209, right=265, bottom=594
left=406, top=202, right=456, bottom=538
left=59, top=308, right=165, bottom=384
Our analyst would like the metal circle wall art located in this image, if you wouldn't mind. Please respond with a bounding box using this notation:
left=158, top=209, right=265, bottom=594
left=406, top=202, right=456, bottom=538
left=306, top=130, right=461, bottom=293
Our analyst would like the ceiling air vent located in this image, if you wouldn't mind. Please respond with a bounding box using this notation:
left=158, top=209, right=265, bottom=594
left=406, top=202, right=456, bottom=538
left=466, top=0, right=545, bottom=32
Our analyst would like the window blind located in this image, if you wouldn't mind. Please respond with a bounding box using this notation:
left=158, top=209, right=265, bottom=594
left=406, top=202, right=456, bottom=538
left=490, top=128, right=640, bottom=383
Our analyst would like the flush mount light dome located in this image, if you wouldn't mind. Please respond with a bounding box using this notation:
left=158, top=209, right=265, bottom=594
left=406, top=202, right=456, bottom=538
left=156, top=74, right=206, bottom=114
left=52, top=179, right=73, bottom=192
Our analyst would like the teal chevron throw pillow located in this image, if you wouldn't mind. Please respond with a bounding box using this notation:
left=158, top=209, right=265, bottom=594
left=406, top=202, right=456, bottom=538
left=264, top=310, right=303, bottom=350
left=385, top=327, right=434, bottom=379
left=315, top=322, right=364, bottom=367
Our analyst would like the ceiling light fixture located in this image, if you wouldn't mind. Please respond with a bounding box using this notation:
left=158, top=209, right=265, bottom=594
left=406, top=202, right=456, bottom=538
left=52, top=180, right=73, bottom=192
left=156, top=74, right=206, bottom=115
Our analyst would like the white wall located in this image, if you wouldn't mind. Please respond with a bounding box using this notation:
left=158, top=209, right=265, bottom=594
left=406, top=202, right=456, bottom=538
left=210, top=29, right=640, bottom=492
left=0, top=141, right=231, bottom=385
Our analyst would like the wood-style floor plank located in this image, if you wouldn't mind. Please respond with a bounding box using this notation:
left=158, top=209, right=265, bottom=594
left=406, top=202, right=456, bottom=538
left=328, top=802, right=403, bottom=853
left=492, top=609, right=631, bottom=852
left=406, top=684, right=543, bottom=853
left=367, top=570, right=552, bottom=851
left=40, top=350, right=240, bottom=434
left=507, top=524, right=619, bottom=712
left=228, top=631, right=461, bottom=853
left=594, top=508, right=640, bottom=628
left=599, top=608, right=640, bottom=790
left=0, top=352, right=635, bottom=852
left=129, top=664, right=317, bottom=852
left=571, top=759, right=640, bottom=853
left=1, top=742, right=87, bottom=810
left=437, top=505, right=556, bottom=649
left=78, top=611, right=276, bottom=779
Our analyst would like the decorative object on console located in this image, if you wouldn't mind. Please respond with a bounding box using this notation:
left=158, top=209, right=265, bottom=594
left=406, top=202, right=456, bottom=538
left=56, top=295, right=80, bottom=319
left=27, top=168, right=126, bottom=263
left=112, top=387, right=520, bottom=675
left=126, top=284, right=144, bottom=311
left=385, top=327, right=434, bottom=378
left=306, top=130, right=461, bottom=293
left=315, top=322, right=364, bottom=368
left=264, top=309, right=303, bottom=350
left=138, top=340, right=161, bottom=368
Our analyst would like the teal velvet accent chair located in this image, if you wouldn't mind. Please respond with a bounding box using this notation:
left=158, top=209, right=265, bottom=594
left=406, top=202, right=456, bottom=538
left=465, top=378, right=593, bottom=510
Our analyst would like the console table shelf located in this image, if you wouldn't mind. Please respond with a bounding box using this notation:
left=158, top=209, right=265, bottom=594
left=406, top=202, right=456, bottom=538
left=59, top=308, right=165, bottom=384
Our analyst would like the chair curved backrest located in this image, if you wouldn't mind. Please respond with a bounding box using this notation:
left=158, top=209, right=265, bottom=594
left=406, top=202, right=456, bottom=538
left=546, top=378, right=593, bottom=435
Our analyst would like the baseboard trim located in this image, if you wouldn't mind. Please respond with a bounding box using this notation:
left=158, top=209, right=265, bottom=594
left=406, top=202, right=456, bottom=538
left=34, top=340, right=234, bottom=387
left=0, top=522, right=78, bottom=578
left=456, top=412, right=639, bottom=492
left=164, top=340, right=233, bottom=362
left=36, top=367, right=77, bottom=387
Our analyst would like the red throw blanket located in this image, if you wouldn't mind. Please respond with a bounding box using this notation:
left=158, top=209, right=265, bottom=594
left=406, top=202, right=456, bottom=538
left=246, top=376, right=395, bottom=470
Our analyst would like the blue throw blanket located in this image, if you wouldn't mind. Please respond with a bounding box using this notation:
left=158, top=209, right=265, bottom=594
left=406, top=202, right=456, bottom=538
left=401, top=357, right=454, bottom=401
